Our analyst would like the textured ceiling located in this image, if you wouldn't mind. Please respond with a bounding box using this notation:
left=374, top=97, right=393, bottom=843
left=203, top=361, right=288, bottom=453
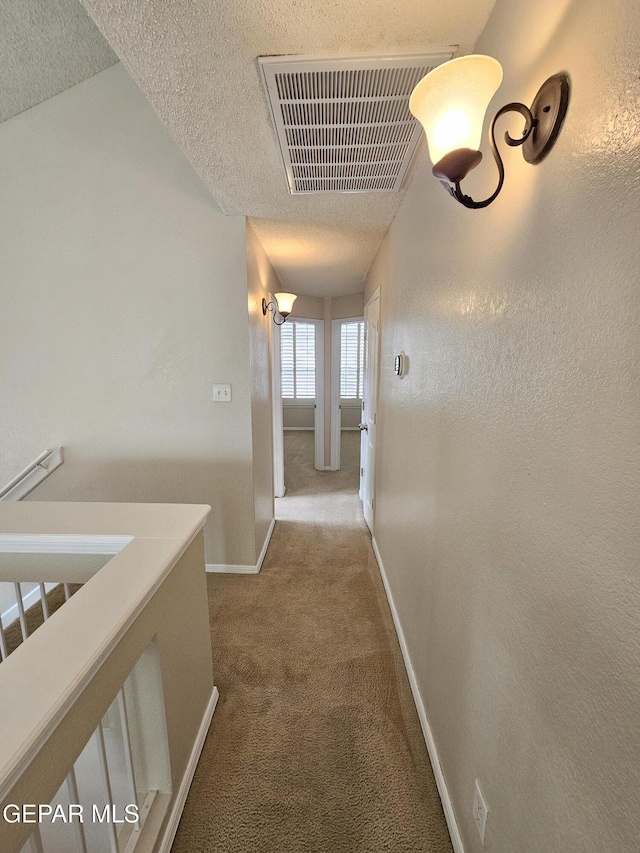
left=0, top=0, right=117, bottom=124
left=81, top=0, right=495, bottom=295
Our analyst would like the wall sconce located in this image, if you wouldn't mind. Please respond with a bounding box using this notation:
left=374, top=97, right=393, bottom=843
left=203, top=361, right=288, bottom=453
left=262, top=292, right=297, bottom=325
left=409, top=55, right=569, bottom=209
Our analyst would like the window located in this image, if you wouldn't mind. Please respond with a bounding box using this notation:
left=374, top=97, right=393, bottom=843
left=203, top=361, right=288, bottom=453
left=281, top=321, right=316, bottom=399
left=340, top=320, right=364, bottom=399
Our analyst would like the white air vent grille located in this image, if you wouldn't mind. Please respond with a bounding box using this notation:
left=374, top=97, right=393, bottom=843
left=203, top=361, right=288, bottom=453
left=259, top=52, right=454, bottom=194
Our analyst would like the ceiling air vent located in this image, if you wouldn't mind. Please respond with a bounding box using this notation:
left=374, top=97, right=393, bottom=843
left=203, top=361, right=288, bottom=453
left=259, top=51, right=454, bottom=194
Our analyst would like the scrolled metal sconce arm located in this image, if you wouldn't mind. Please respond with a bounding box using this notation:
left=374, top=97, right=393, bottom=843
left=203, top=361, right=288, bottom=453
left=432, top=72, right=570, bottom=210
left=262, top=298, right=287, bottom=325
left=437, top=103, right=535, bottom=209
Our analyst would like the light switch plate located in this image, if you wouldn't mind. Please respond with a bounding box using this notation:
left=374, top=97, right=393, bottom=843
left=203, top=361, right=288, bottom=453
left=213, top=384, right=232, bottom=402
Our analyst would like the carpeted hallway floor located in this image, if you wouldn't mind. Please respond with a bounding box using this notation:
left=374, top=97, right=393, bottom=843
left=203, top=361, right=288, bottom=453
left=172, top=430, right=453, bottom=853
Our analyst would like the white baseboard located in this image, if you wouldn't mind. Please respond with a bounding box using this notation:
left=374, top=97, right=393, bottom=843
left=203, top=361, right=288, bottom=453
left=371, top=537, right=466, bottom=853
left=157, top=686, right=219, bottom=853
left=206, top=563, right=260, bottom=574
left=206, top=517, right=275, bottom=575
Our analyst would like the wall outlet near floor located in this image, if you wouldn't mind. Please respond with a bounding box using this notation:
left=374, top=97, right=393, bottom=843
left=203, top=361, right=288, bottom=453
left=473, top=779, right=489, bottom=844
left=212, top=383, right=232, bottom=402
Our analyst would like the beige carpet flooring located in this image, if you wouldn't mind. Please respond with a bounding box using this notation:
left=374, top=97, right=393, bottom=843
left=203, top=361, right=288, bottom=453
left=172, top=430, right=453, bottom=853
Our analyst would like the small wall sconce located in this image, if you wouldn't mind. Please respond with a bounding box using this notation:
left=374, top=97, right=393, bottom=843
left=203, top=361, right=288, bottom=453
left=409, top=55, right=570, bottom=209
left=262, top=292, right=297, bottom=325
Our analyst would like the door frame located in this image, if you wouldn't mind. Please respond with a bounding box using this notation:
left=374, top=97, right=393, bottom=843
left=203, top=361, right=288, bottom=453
left=271, top=318, right=285, bottom=497
left=361, top=289, right=380, bottom=529
left=330, top=315, right=365, bottom=471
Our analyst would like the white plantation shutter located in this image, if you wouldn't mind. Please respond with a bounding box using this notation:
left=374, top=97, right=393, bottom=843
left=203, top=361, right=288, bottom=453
left=281, top=321, right=316, bottom=399
left=281, top=323, right=295, bottom=398
left=340, top=321, right=364, bottom=398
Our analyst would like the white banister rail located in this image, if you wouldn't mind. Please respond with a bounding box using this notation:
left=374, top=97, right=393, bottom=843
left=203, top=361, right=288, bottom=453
left=0, top=501, right=215, bottom=853
left=0, top=448, right=64, bottom=502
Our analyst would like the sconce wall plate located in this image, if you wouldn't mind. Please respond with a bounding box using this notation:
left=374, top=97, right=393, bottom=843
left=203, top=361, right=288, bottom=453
left=522, top=73, right=570, bottom=164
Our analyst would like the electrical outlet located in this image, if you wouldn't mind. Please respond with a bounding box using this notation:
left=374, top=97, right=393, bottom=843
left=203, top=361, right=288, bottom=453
left=212, top=384, right=232, bottom=402
left=473, top=780, right=488, bottom=844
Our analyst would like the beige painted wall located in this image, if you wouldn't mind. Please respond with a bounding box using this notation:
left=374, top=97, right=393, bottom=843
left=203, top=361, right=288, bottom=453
left=246, top=224, right=276, bottom=558
left=366, top=0, right=640, bottom=850
left=0, top=64, right=258, bottom=567
left=288, top=294, right=324, bottom=320
left=283, top=406, right=315, bottom=430
left=340, top=405, right=361, bottom=430
left=331, top=292, right=365, bottom=320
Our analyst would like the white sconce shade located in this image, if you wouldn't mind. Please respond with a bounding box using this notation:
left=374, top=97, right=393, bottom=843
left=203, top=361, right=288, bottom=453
left=408, top=54, right=569, bottom=209
left=409, top=55, right=504, bottom=165
left=262, top=291, right=298, bottom=324
left=274, top=292, right=297, bottom=315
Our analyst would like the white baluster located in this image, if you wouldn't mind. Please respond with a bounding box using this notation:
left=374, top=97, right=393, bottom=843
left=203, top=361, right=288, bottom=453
left=94, top=725, right=120, bottom=853
left=66, top=765, right=88, bottom=853
left=29, top=826, right=44, bottom=853
left=118, top=689, right=140, bottom=830
left=14, top=582, right=28, bottom=642
left=39, top=584, right=50, bottom=620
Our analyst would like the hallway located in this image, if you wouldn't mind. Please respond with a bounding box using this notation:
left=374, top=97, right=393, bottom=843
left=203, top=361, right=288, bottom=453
left=283, top=429, right=360, bottom=497
left=172, top=431, right=453, bottom=852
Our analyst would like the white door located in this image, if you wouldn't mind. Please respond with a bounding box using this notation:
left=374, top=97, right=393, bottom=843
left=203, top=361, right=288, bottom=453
left=360, top=292, right=379, bottom=531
